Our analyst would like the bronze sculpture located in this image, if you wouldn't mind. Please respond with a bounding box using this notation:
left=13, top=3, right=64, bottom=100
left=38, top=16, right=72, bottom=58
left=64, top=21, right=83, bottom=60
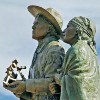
left=3, top=4, right=100, bottom=100
left=49, top=16, right=100, bottom=100
left=3, top=5, right=65, bottom=100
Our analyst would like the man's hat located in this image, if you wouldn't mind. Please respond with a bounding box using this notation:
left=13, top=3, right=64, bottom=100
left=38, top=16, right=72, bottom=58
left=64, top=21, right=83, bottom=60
left=27, top=5, right=63, bottom=34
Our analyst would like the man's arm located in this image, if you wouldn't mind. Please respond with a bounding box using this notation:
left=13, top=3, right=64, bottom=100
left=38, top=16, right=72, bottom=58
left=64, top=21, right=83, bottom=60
left=5, top=44, right=65, bottom=97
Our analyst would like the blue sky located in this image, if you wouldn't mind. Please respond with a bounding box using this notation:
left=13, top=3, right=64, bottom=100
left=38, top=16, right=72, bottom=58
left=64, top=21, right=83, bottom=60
left=0, top=0, right=100, bottom=100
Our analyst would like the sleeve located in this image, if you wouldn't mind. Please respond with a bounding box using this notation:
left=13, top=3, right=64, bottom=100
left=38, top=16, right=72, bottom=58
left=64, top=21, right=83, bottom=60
left=60, top=47, right=87, bottom=100
left=20, top=92, right=32, bottom=100
left=26, top=45, right=65, bottom=94
left=61, top=44, right=100, bottom=100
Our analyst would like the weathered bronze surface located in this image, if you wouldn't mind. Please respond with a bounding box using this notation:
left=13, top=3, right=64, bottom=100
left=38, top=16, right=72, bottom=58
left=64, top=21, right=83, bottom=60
left=3, top=5, right=100, bottom=100
left=60, top=16, right=100, bottom=100
left=3, top=5, right=65, bottom=100
left=49, top=16, right=100, bottom=100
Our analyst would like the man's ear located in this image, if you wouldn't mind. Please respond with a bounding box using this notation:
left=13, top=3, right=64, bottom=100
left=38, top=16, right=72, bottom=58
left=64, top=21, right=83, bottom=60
left=47, top=25, right=52, bottom=33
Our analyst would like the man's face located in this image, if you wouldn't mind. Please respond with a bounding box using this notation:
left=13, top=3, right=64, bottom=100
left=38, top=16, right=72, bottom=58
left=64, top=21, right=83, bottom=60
left=62, top=23, right=76, bottom=44
left=32, top=16, right=49, bottom=40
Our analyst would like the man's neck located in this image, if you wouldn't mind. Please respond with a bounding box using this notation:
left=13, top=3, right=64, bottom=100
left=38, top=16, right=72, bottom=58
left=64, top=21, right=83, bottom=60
left=37, top=35, right=58, bottom=48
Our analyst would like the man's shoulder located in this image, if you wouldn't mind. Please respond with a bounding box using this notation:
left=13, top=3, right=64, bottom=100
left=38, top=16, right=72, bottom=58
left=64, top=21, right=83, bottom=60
left=48, top=41, right=63, bottom=47
left=45, top=41, right=65, bottom=54
left=46, top=41, right=64, bottom=50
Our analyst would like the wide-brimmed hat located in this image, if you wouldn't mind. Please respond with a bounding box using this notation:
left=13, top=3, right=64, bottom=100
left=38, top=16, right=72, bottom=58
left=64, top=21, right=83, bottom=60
left=27, top=5, right=63, bottom=34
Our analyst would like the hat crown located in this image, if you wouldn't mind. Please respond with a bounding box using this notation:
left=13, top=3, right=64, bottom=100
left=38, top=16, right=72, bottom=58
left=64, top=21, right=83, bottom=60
left=46, top=8, right=63, bottom=29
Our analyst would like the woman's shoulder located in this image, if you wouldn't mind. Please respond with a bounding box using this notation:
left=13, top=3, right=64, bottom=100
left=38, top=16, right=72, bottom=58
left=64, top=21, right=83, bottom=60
left=67, top=40, right=87, bottom=56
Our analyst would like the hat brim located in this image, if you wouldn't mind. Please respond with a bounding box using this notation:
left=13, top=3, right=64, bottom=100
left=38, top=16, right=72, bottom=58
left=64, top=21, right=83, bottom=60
left=27, top=5, right=62, bottom=34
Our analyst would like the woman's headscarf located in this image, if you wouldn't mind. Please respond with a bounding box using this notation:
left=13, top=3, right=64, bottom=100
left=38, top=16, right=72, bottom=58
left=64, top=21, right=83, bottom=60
left=68, top=16, right=97, bottom=55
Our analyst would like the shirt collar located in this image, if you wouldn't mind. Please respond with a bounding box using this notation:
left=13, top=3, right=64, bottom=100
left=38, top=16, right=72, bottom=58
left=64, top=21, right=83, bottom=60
left=36, top=36, right=58, bottom=53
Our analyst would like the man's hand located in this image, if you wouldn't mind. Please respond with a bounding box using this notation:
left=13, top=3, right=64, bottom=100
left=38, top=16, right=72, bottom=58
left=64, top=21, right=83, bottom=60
left=55, top=74, right=61, bottom=85
left=49, top=82, right=61, bottom=94
left=13, top=93, right=22, bottom=98
left=7, top=80, right=26, bottom=94
left=3, top=83, right=13, bottom=91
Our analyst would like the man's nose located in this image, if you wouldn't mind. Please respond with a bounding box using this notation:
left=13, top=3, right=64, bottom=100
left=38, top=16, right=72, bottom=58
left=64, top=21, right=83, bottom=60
left=32, top=25, right=36, bottom=30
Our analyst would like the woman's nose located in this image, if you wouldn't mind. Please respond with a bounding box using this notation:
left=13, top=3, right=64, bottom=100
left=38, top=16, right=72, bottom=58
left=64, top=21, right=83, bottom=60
left=62, top=29, right=67, bottom=36
left=63, top=28, right=66, bottom=33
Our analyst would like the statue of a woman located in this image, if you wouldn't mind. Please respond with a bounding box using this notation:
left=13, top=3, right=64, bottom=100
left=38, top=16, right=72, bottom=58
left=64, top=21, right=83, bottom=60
left=50, top=16, right=100, bottom=100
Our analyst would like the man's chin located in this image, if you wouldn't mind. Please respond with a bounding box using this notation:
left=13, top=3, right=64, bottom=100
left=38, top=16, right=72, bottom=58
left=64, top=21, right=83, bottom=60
left=32, top=34, right=36, bottom=39
left=32, top=35, right=45, bottom=41
left=32, top=35, right=39, bottom=40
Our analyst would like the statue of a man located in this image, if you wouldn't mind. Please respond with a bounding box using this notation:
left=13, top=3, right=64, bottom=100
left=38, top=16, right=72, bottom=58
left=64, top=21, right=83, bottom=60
left=49, top=16, right=100, bottom=100
left=3, top=5, right=65, bottom=100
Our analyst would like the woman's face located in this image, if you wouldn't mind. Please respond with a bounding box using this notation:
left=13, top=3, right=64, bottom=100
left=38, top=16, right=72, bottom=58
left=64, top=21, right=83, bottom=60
left=62, top=23, right=77, bottom=44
